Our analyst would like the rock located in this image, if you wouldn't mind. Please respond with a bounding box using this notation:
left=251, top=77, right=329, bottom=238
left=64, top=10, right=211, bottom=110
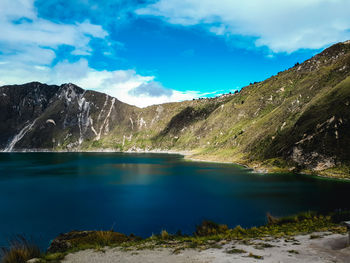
left=46, top=119, right=56, bottom=125
left=26, top=258, right=41, bottom=263
left=47, top=230, right=139, bottom=253
left=314, top=158, right=336, bottom=171
left=47, top=231, right=93, bottom=253
left=288, top=167, right=297, bottom=172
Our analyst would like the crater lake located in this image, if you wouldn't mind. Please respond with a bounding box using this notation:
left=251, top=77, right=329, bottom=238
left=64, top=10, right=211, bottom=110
left=0, top=152, right=350, bottom=249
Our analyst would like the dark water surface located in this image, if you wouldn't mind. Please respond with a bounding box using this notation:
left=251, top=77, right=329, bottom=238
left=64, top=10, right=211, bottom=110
left=0, top=152, right=350, bottom=249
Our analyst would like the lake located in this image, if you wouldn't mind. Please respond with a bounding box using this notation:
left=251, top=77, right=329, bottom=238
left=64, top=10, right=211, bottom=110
left=0, top=152, right=349, bottom=249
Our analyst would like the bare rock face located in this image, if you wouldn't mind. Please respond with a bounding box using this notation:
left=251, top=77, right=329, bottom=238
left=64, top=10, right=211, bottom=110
left=0, top=82, right=136, bottom=151
left=292, top=147, right=336, bottom=171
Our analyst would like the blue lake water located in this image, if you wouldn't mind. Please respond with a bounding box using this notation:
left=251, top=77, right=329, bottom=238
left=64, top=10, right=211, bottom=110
left=0, top=152, right=350, bottom=249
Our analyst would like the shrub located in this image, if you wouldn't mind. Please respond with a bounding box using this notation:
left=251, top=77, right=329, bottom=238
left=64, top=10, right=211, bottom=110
left=93, top=231, right=122, bottom=247
left=195, top=221, right=228, bottom=236
left=160, top=230, right=169, bottom=240
left=0, top=236, right=40, bottom=263
left=91, top=140, right=103, bottom=148
left=267, top=211, right=316, bottom=225
left=266, top=212, right=279, bottom=225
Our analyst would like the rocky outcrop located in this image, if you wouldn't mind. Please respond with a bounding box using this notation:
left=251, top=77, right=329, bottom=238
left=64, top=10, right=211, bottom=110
left=0, top=82, right=136, bottom=151
left=47, top=230, right=140, bottom=253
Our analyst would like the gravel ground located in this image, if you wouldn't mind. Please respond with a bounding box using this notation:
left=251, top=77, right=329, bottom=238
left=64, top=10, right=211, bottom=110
left=61, top=233, right=350, bottom=263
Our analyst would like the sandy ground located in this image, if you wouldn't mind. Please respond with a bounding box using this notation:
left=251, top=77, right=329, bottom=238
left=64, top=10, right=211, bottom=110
left=61, top=232, right=350, bottom=263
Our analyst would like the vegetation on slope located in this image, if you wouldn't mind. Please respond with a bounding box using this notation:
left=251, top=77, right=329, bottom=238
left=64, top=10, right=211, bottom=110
left=126, top=41, right=350, bottom=178
left=0, top=236, right=40, bottom=263
left=1, top=41, right=350, bottom=178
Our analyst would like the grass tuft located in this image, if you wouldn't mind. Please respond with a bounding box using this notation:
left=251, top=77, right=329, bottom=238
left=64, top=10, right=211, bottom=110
left=195, top=220, right=228, bottom=236
left=0, top=235, right=41, bottom=263
left=310, top=234, right=321, bottom=239
left=160, top=230, right=169, bottom=240
left=226, top=248, right=246, bottom=254
left=247, top=252, right=264, bottom=260
left=288, top=249, right=299, bottom=254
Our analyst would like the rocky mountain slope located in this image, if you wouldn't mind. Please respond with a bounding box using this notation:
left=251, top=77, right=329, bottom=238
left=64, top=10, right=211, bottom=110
left=1, top=41, right=350, bottom=178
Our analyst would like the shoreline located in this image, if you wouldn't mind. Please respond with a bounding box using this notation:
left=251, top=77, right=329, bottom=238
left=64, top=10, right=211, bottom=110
left=0, top=148, right=192, bottom=155
left=59, top=232, right=350, bottom=263
left=1, top=148, right=349, bottom=181
left=31, top=212, right=350, bottom=263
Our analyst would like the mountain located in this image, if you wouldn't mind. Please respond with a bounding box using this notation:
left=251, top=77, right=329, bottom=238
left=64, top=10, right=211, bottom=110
left=1, top=41, right=350, bottom=178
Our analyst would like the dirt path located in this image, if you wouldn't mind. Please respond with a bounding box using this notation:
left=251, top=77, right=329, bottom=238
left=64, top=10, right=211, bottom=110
left=62, top=233, right=350, bottom=263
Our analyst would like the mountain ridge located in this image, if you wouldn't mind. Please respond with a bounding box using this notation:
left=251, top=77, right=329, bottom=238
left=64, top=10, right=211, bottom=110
left=1, top=41, right=350, bottom=178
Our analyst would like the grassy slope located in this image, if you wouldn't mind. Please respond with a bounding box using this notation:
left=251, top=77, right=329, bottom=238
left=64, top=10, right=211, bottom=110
left=57, top=42, right=350, bottom=178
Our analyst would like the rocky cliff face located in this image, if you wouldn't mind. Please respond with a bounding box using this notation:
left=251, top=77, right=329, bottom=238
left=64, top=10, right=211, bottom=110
left=0, top=82, right=136, bottom=151
left=1, top=41, right=350, bottom=178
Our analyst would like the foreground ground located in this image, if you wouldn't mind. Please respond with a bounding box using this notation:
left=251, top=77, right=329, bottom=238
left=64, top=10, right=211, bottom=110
left=61, top=233, right=350, bottom=263
left=3, top=212, right=345, bottom=263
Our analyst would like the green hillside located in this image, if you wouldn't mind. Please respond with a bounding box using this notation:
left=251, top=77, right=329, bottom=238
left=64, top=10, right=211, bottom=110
left=98, top=41, right=350, bottom=178
left=1, top=41, right=350, bottom=179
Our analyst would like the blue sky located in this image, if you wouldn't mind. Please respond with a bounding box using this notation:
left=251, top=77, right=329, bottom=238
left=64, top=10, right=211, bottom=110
left=1, top=0, right=350, bottom=107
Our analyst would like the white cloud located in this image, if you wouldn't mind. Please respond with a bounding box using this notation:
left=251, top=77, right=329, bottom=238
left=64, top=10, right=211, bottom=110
left=0, top=0, right=108, bottom=65
left=128, top=81, right=173, bottom=97
left=59, top=61, right=203, bottom=107
left=0, top=0, right=205, bottom=107
left=136, top=0, right=350, bottom=53
left=0, top=0, right=36, bottom=19
left=0, top=59, right=203, bottom=107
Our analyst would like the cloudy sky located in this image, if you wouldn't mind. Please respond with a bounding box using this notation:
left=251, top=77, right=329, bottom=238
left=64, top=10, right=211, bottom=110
left=1, top=0, right=350, bottom=107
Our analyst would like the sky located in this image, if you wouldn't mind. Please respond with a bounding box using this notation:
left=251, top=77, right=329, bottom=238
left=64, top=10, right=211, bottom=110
left=1, top=0, right=350, bottom=107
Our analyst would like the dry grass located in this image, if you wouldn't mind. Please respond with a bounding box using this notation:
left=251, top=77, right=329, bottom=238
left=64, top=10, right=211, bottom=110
left=195, top=220, right=228, bottom=236
left=0, top=236, right=40, bottom=263
left=70, top=230, right=131, bottom=248
left=160, top=230, right=169, bottom=240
